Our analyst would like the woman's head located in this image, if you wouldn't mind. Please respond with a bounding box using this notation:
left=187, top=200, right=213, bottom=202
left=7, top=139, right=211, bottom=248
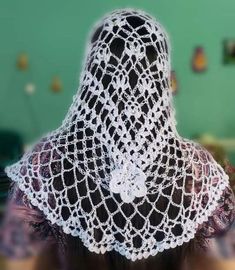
left=88, top=9, right=171, bottom=81
left=67, top=9, right=175, bottom=138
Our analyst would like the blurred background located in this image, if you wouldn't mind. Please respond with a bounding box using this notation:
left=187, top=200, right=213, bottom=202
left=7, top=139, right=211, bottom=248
left=0, top=0, right=235, bottom=269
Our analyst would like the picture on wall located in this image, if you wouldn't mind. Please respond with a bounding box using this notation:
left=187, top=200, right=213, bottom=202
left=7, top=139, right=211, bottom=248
left=223, top=40, right=235, bottom=64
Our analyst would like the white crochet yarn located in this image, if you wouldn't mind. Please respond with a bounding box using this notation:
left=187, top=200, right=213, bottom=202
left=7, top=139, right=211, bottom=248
left=5, top=9, right=229, bottom=261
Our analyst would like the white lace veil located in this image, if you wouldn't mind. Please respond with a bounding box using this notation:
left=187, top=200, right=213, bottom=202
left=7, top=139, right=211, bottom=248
left=6, top=9, right=229, bottom=261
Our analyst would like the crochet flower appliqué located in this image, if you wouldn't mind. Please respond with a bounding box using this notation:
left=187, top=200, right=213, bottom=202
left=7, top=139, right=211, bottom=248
left=109, top=162, right=147, bottom=203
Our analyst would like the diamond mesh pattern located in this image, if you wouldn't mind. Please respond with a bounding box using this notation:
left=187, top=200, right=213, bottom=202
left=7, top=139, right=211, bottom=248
left=5, top=9, right=229, bottom=261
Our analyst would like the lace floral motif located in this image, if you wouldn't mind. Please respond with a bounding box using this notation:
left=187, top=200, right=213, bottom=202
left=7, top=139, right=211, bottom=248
left=110, top=162, right=147, bottom=203
left=125, top=100, right=142, bottom=118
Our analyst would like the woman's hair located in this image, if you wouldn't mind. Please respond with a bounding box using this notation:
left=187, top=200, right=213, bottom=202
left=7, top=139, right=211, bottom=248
left=50, top=15, right=205, bottom=270
left=52, top=231, right=202, bottom=270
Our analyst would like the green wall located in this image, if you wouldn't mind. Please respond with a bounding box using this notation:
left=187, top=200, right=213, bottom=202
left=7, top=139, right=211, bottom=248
left=0, top=0, right=235, bottom=144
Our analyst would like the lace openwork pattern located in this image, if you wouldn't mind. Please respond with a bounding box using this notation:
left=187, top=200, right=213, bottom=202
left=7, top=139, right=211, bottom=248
left=5, top=9, right=229, bottom=261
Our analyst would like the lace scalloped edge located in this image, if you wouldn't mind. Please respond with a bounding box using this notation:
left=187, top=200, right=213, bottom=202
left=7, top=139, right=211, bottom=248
left=5, top=166, right=229, bottom=261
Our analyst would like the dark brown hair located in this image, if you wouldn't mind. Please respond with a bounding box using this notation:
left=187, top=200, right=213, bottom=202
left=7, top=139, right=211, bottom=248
left=50, top=229, right=202, bottom=270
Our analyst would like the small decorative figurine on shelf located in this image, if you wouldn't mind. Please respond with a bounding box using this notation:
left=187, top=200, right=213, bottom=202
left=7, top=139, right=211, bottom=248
left=51, top=76, right=62, bottom=93
left=192, top=46, right=207, bottom=72
left=170, top=70, right=178, bottom=95
left=16, top=53, right=29, bottom=71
